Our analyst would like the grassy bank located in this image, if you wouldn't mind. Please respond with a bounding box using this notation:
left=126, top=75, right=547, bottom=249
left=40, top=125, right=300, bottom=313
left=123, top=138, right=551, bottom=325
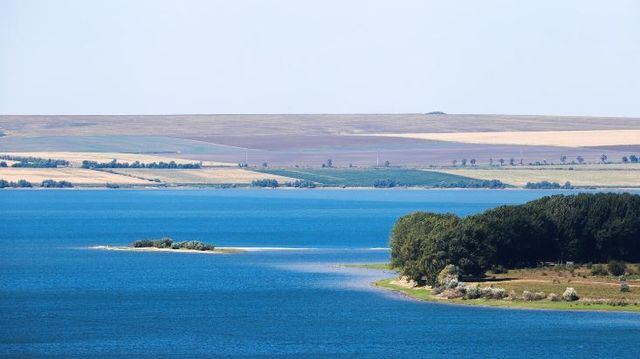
left=355, top=263, right=640, bottom=312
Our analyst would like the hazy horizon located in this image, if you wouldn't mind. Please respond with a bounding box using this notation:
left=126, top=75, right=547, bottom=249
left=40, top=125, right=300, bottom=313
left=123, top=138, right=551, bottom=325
left=2, top=0, right=639, bottom=117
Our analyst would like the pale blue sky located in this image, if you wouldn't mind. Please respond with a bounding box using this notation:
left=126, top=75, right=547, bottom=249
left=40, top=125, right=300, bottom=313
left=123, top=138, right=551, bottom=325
left=1, top=0, right=639, bottom=116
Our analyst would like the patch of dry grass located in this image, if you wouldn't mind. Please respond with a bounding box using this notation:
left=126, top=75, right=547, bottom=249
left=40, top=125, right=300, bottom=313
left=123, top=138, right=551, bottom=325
left=365, top=130, right=640, bottom=147
left=109, top=168, right=297, bottom=184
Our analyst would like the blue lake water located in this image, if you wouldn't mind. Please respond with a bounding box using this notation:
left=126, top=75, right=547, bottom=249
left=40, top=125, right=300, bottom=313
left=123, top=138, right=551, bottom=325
left=1, top=189, right=640, bottom=358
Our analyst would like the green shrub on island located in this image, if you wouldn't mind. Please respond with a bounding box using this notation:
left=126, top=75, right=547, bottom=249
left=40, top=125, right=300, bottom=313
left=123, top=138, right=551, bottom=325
left=252, top=179, right=279, bottom=187
left=390, top=193, right=640, bottom=285
left=132, top=237, right=215, bottom=251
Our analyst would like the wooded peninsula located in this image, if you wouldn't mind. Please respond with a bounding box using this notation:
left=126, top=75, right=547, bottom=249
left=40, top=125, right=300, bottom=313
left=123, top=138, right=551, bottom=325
left=382, top=193, right=640, bottom=311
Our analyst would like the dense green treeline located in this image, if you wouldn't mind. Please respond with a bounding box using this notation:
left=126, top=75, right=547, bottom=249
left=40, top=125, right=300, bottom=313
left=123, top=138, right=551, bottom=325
left=390, top=193, right=640, bottom=285
left=0, top=155, right=69, bottom=168
left=0, top=178, right=73, bottom=188
left=81, top=159, right=201, bottom=169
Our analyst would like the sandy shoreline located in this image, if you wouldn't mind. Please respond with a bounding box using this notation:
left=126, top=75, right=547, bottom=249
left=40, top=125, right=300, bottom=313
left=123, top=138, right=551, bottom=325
left=87, top=245, right=328, bottom=253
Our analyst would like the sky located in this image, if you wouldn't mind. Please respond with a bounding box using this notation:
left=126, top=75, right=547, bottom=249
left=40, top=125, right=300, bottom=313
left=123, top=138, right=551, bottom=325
left=1, top=0, right=639, bottom=116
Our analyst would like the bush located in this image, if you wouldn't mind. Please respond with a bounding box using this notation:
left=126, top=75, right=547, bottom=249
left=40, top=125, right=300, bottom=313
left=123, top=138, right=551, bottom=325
left=373, top=179, right=397, bottom=188
left=563, top=287, right=579, bottom=301
left=132, top=237, right=174, bottom=248
left=482, top=287, right=507, bottom=299
left=464, top=286, right=482, bottom=299
left=251, top=179, right=279, bottom=188
left=172, top=240, right=215, bottom=251
left=436, top=264, right=460, bottom=287
left=620, top=282, right=630, bottom=292
left=608, top=261, right=627, bottom=276
left=523, top=291, right=546, bottom=301
left=16, top=179, right=32, bottom=188
left=41, top=179, right=73, bottom=188
left=591, top=264, right=608, bottom=276
left=490, top=265, right=508, bottom=274
left=285, top=180, right=316, bottom=188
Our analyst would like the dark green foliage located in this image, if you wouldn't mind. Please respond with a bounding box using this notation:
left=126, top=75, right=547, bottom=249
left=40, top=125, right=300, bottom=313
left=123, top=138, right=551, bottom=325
left=373, top=179, right=397, bottom=188
left=433, top=179, right=505, bottom=189
left=607, top=260, right=627, bottom=276
left=591, top=264, right=608, bottom=276
left=390, top=193, right=640, bottom=283
left=16, top=179, right=32, bottom=187
left=0, top=161, right=7, bottom=167
left=0, top=155, right=69, bottom=168
left=41, top=179, right=73, bottom=188
left=81, top=159, right=200, bottom=169
left=284, top=180, right=316, bottom=188
left=525, top=181, right=574, bottom=189
left=0, top=179, right=33, bottom=188
left=171, top=240, right=215, bottom=251
left=630, top=155, right=638, bottom=163
left=131, top=237, right=214, bottom=251
left=251, top=179, right=279, bottom=187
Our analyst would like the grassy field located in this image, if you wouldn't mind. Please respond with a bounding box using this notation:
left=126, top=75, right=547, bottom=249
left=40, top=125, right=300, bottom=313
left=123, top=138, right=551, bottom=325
left=430, top=167, right=640, bottom=187
left=0, top=168, right=153, bottom=185
left=258, top=168, right=494, bottom=187
left=365, top=264, right=640, bottom=312
left=109, top=168, right=296, bottom=185
left=366, top=129, right=640, bottom=147
left=0, top=151, right=234, bottom=167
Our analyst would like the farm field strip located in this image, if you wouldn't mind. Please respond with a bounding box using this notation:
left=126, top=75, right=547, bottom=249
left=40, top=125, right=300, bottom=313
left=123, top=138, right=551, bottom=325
left=0, top=168, right=153, bottom=185
left=0, top=151, right=235, bottom=167
left=429, top=168, right=640, bottom=187
left=109, top=168, right=296, bottom=184
left=361, top=129, right=640, bottom=148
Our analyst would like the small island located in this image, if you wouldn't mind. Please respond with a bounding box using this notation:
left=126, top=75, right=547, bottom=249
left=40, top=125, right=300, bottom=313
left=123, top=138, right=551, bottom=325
left=361, top=193, right=640, bottom=312
left=90, top=237, right=245, bottom=254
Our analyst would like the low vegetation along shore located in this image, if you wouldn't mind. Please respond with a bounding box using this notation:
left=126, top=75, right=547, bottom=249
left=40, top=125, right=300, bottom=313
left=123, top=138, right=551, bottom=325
left=356, top=193, right=640, bottom=312
left=91, top=237, right=244, bottom=254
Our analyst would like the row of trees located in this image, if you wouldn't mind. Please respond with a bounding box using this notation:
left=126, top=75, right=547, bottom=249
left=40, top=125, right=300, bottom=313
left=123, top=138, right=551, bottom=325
left=451, top=154, right=640, bottom=167
left=81, top=159, right=201, bottom=169
left=0, top=179, right=74, bottom=188
left=524, top=181, right=574, bottom=189
left=390, top=193, right=640, bottom=285
left=0, top=155, right=69, bottom=168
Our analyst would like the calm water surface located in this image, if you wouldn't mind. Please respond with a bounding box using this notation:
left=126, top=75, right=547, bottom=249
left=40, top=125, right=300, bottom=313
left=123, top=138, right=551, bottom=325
left=1, top=189, right=639, bottom=358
